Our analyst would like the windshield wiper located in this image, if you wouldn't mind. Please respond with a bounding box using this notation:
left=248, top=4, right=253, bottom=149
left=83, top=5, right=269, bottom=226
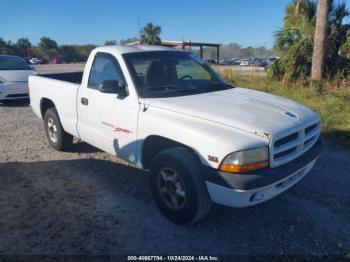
left=147, top=84, right=186, bottom=92
left=220, top=83, right=235, bottom=88
left=196, top=82, right=234, bottom=90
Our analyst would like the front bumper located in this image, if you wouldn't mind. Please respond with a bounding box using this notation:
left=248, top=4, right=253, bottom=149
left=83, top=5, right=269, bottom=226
left=204, top=138, right=322, bottom=208
left=0, top=82, right=29, bottom=100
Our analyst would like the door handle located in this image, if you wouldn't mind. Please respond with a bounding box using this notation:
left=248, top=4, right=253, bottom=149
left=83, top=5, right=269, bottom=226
left=81, top=97, right=89, bottom=105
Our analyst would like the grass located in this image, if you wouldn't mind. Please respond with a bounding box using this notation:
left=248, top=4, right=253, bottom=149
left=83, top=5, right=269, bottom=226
left=220, top=70, right=350, bottom=147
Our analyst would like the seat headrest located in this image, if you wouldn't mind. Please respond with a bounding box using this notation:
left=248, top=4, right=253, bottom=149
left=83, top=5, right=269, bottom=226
left=146, top=60, right=167, bottom=88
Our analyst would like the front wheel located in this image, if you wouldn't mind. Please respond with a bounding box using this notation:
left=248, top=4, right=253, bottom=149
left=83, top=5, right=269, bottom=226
left=149, top=147, right=212, bottom=224
left=44, top=107, right=73, bottom=151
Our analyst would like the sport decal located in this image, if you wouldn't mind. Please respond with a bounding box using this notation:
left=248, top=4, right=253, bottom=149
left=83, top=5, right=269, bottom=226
left=102, top=122, right=133, bottom=134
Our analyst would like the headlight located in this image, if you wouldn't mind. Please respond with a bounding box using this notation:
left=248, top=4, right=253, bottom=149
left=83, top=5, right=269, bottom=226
left=219, top=147, right=269, bottom=173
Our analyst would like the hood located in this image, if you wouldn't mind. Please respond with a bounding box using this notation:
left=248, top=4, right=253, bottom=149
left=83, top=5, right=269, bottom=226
left=0, top=70, right=37, bottom=82
left=147, top=88, right=319, bottom=139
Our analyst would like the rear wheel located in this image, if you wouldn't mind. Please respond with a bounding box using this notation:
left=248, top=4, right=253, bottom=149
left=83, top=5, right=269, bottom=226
left=149, top=147, right=212, bottom=224
left=44, top=107, right=73, bottom=151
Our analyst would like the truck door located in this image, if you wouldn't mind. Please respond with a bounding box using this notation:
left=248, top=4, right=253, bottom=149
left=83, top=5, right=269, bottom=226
left=78, top=52, right=139, bottom=163
left=98, top=53, right=139, bottom=164
left=77, top=53, right=105, bottom=149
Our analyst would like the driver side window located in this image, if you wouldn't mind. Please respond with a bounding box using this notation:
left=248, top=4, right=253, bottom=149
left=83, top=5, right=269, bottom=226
left=88, top=53, right=125, bottom=89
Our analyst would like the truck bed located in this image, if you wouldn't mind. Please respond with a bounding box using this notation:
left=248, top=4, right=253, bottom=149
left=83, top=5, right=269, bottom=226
left=29, top=74, right=80, bottom=138
left=38, top=72, right=83, bottom=84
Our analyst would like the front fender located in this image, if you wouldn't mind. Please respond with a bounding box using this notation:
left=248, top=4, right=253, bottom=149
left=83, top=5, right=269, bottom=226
left=137, top=106, right=268, bottom=169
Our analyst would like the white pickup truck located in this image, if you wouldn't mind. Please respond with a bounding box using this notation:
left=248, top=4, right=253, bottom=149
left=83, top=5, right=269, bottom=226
left=30, top=45, right=322, bottom=224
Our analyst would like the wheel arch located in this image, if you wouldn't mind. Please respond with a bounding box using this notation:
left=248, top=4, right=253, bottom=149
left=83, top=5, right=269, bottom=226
left=40, top=98, right=56, bottom=119
left=141, top=135, right=198, bottom=169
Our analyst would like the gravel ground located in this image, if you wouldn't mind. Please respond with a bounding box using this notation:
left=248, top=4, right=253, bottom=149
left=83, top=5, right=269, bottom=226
left=0, top=100, right=349, bottom=256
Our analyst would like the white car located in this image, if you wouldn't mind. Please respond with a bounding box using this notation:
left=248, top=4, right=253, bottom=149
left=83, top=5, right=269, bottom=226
left=0, top=55, right=37, bottom=102
left=29, top=46, right=322, bottom=224
left=29, top=58, right=44, bottom=65
left=240, top=58, right=250, bottom=66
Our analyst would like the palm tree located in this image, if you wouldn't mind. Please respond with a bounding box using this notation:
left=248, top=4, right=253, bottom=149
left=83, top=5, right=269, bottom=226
left=268, top=0, right=349, bottom=82
left=140, top=23, right=162, bottom=45
left=270, top=0, right=317, bottom=81
left=16, top=38, right=32, bottom=58
left=311, top=0, right=330, bottom=81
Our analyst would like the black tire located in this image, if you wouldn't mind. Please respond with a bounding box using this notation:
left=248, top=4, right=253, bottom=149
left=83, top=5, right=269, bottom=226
left=43, top=107, right=73, bottom=151
left=149, top=147, right=212, bottom=224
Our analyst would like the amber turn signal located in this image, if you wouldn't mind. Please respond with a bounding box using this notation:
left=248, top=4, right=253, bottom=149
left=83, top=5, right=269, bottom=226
left=219, top=160, right=269, bottom=173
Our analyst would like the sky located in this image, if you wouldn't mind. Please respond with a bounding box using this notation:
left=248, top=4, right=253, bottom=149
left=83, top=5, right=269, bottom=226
left=0, top=0, right=325, bottom=48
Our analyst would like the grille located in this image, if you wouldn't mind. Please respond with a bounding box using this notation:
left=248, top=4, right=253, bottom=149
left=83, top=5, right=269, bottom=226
left=270, top=121, right=320, bottom=167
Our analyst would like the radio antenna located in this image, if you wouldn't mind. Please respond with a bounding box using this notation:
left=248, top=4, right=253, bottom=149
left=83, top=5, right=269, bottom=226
left=137, top=16, right=147, bottom=112
left=138, top=16, right=147, bottom=111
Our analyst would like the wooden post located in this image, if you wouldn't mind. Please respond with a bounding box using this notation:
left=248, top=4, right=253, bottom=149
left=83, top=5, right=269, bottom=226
left=216, top=46, right=220, bottom=64
left=200, top=46, right=203, bottom=58
left=311, top=0, right=330, bottom=82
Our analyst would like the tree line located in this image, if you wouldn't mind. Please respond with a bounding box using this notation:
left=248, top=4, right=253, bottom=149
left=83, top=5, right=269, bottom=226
left=0, top=22, right=164, bottom=63
left=0, top=21, right=276, bottom=64
left=1, top=4, right=349, bottom=84
left=0, top=36, right=276, bottom=63
left=0, top=36, right=97, bottom=63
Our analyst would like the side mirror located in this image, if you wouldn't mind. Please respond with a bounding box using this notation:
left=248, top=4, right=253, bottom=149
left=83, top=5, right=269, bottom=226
left=99, top=80, right=128, bottom=96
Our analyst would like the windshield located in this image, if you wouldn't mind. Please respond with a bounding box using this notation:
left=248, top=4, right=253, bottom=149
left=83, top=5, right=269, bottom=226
left=123, top=51, right=232, bottom=98
left=0, top=56, right=31, bottom=71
